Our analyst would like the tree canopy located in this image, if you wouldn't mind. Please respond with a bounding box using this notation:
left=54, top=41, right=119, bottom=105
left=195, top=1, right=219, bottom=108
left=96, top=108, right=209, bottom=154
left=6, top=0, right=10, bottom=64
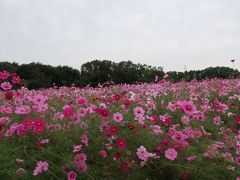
left=0, top=60, right=238, bottom=89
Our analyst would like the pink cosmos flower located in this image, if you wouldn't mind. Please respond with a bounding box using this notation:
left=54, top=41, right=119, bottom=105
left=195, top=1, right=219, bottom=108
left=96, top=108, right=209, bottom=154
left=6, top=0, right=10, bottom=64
left=32, top=95, right=47, bottom=105
left=136, top=146, right=149, bottom=161
left=235, top=156, right=240, bottom=165
left=133, top=107, right=145, bottom=117
left=99, top=150, right=107, bottom=158
left=149, top=115, right=158, bottom=123
left=1, top=82, right=12, bottom=90
left=73, top=145, right=82, bottom=153
left=68, top=171, right=77, bottom=180
left=33, top=161, right=49, bottom=176
left=76, top=96, right=88, bottom=105
left=182, top=101, right=197, bottom=115
left=16, top=126, right=27, bottom=137
left=4, top=123, right=19, bottom=137
left=74, top=153, right=87, bottom=162
left=0, top=117, right=10, bottom=126
left=186, top=156, right=197, bottom=162
left=32, top=103, right=48, bottom=113
left=152, top=125, right=163, bottom=135
left=136, top=145, right=157, bottom=161
left=181, top=116, right=190, bottom=125
left=213, top=99, right=228, bottom=113
left=213, top=116, right=221, bottom=126
left=80, top=134, right=89, bottom=146
left=74, top=153, right=87, bottom=172
left=163, top=73, right=168, bottom=79
left=113, top=112, right=123, bottom=123
left=0, top=105, right=13, bottom=114
left=39, top=139, right=49, bottom=144
left=78, top=108, right=88, bottom=117
left=15, top=105, right=31, bottom=115
left=165, top=148, right=178, bottom=160
left=222, top=152, right=234, bottom=162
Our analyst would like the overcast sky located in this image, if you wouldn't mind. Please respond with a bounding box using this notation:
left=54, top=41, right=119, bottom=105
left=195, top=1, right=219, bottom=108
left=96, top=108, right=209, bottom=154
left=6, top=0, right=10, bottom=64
left=0, top=0, right=239, bottom=71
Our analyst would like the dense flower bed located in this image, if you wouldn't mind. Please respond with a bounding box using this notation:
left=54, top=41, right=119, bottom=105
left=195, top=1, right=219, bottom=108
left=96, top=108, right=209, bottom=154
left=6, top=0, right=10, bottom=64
left=1, top=70, right=240, bottom=179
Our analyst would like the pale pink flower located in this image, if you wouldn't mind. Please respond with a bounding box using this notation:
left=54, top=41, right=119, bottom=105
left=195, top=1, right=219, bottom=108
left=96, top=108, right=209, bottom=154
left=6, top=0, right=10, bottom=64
left=16, top=158, right=24, bottom=164
left=186, top=156, right=197, bottom=162
left=222, top=152, right=234, bottom=162
left=99, top=150, right=107, bottom=158
left=1, top=82, right=12, bottom=90
left=165, top=148, right=178, bottom=160
left=39, top=139, right=49, bottom=144
left=113, top=112, right=123, bottom=123
left=0, top=105, right=13, bottom=114
left=213, top=116, right=221, bottom=126
left=80, top=134, right=89, bottom=146
left=152, top=125, right=163, bottom=135
left=73, top=145, right=82, bottom=153
left=32, top=95, right=47, bottom=105
left=136, top=145, right=157, bottom=162
left=33, top=161, right=49, bottom=176
left=133, top=107, right=145, bottom=117
left=77, top=108, right=87, bottom=117
left=136, top=146, right=149, bottom=161
left=181, top=116, right=190, bottom=125
left=0, top=117, right=10, bottom=125
left=15, top=105, right=31, bottom=115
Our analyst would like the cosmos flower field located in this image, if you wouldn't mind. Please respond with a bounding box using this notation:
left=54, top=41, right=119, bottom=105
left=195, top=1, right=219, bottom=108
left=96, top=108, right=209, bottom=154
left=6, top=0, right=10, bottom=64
left=1, top=70, right=240, bottom=179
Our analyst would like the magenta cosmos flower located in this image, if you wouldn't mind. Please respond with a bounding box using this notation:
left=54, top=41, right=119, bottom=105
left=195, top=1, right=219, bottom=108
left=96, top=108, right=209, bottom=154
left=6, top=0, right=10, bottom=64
left=182, top=101, right=197, bottom=115
left=68, top=171, right=77, bottom=180
left=116, top=138, right=127, bottom=149
left=62, top=105, right=75, bottom=118
left=165, top=148, right=178, bottom=160
left=0, top=70, right=10, bottom=80
left=12, top=75, right=22, bottom=84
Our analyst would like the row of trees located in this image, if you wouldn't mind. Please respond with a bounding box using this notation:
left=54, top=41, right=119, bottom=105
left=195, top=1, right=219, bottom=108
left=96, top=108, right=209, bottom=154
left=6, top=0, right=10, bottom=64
left=168, top=67, right=240, bottom=82
left=0, top=60, right=239, bottom=89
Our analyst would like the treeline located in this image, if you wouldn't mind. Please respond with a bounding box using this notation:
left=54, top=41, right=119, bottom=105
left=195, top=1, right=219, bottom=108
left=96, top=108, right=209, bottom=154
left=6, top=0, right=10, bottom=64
left=0, top=60, right=239, bottom=89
